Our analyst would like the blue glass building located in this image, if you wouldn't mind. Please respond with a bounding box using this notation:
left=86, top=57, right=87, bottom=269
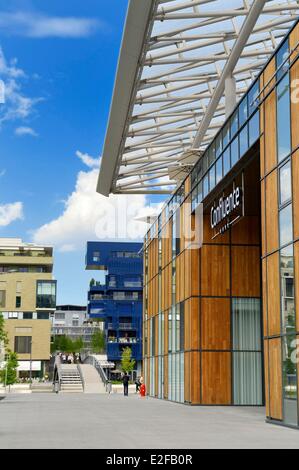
left=86, top=242, right=143, bottom=375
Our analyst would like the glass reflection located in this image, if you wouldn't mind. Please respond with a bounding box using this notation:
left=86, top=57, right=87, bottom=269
left=282, top=335, right=298, bottom=426
left=279, top=160, right=292, bottom=205
left=279, top=204, right=293, bottom=247
left=280, top=245, right=295, bottom=334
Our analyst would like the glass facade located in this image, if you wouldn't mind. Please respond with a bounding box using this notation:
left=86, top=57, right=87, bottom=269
left=36, top=281, right=57, bottom=309
left=232, top=299, right=263, bottom=405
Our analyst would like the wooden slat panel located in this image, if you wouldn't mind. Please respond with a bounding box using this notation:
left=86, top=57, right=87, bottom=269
left=231, top=246, right=261, bottom=298
left=262, top=259, right=268, bottom=338
left=185, top=176, right=191, bottom=195
left=267, top=252, right=281, bottom=337
left=201, top=298, right=231, bottom=350
left=265, top=170, right=279, bottom=255
left=191, top=351, right=201, bottom=404
left=201, top=245, right=230, bottom=297
left=191, top=248, right=200, bottom=297
left=203, top=214, right=229, bottom=244
left=231, top=216, right=260, bottom=245
left=202, top=352, right=232, bottom=405
left=293, top=150, right=299, bottom=240
left=268, top=338, right=283, bottom=421
left=190, top=297, right=200, bottom=350
left=261, top=179, right=266, bottom=257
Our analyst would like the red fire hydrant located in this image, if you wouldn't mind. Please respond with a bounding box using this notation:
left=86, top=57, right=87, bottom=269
left=140, top=383, right=146, bottom=397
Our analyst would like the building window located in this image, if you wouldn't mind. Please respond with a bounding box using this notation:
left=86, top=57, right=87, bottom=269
left=279, top=204, right=293, bottom=247
left=14, top=336, right=31, bottom=354
left=37, top=312, right=49, bottom=320
left=223, top=147, right=230, bottom=176
left=232, top=298, right=263, bottom=405
left=93, top=251, right=100, bottom=262
left=55, top=313, right=65, bottom=320
left=277, top=75, right=291, bottom=162
left=0, top=290, right=6, bottom=308
left=280, top=245, right=295, bottom=335
left=279, top=161, right=292, bottom=205
left=282, top=335, right=298, bottom=427
left=23, top=312, right=33, bottom=320
left=231, top=135, right=239, bottom=167
left=16, top=296, right=21, bottom=308
left=36, top=281, right=56, bottom=309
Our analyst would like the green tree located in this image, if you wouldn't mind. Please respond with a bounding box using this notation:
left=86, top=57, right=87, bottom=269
left=0, top=351, right=18, bottom=390
left=0, top=313, right=7, bottom=346
left=91, top=330, right=105, bottom=354
left=51, top=335, right=84, bottom=354
left=120, top=347, right=135, bottom=374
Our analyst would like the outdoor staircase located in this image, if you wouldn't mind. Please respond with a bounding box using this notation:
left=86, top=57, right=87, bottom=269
left=59, top=365, right=83, bottom=393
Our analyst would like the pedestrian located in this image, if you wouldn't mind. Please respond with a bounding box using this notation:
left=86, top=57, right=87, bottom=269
left=122, top=372, right=129, bottom=397
left=54, top=381, right=59, bottom=394
left=135, top=376, right=141, bottom=393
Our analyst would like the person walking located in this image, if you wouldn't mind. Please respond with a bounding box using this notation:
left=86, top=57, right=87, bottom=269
left=123, top=372, right=129, bottom=397
left=135, top=376, right=141, bottom=393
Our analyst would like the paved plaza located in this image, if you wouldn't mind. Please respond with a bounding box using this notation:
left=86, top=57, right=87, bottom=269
left=0, top=393, right=299, bottom=449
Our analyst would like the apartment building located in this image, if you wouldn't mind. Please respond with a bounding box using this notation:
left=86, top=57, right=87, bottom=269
left=0, top=238, right=56, bottom=378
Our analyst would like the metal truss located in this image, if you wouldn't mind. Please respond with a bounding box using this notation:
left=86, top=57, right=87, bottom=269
left=98, top=0, right=299, bottom=196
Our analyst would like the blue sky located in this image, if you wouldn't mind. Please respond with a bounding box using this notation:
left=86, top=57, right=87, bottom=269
left=0, top=0, right=164, bottom=305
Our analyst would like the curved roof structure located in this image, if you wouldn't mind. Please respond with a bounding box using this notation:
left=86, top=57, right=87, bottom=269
left=98, top=0, right=299, bottom=196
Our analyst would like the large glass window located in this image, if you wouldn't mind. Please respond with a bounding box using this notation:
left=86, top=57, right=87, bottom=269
left=14, top=336, right=31, bottom=354
left=239, top=96, right=248, bottom=126
left=36, top=281, right=56, bottom=309
left=239, top=125, right=249, bottom=156
left=216, top=156, right=223, bottom=184
left=223, top=148, right=230, bottom=176
left=279, top=204, right=293, bottom=247
left=280, top=245, right=295, bottom=335
left=232, top=298, right=263, bottom=405
left=231, top=135, right=239, bottom=167
left=277, top=75, right=291, bottom=162
left=249, top=112, right=260, bottom=146
left=279, top=161, right=292, bottom=205
left=282, top=335, right=298, bottom=427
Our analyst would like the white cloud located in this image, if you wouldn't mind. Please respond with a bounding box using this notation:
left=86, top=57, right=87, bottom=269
left=0, top=202, right=23, bottom=227
left=0, top=47, right=42, bottom=126
left=15, top=126, right=38, bottom=137
left=76, top=150, right=99, bottom=169
left=33, top=167, right=161, bottom=253
left=0, top=12, right=103, bottom=38
left=0, top=169, right=6, bottom=177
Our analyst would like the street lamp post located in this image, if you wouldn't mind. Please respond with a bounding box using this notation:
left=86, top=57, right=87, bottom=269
left=29, top=339, right=32, bottom=389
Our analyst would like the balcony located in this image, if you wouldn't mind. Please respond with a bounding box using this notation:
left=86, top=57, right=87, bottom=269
left=118, top=323, right=136, bottom=330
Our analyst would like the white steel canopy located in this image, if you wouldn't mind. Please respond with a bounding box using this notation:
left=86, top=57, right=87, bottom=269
left=97, top=0, right=299, bottom=196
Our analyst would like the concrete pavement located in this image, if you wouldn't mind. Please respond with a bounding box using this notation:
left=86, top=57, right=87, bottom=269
left=0, top=393, right=298, bottom=449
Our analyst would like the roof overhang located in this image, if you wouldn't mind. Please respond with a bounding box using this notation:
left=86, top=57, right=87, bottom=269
left=98, top=0, right=299, bottom=196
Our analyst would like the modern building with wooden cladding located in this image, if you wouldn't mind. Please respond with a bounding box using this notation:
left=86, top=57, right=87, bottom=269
left=97, top=1, right=299, bottom=429
left=143, top=22, right=299, bottom=428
